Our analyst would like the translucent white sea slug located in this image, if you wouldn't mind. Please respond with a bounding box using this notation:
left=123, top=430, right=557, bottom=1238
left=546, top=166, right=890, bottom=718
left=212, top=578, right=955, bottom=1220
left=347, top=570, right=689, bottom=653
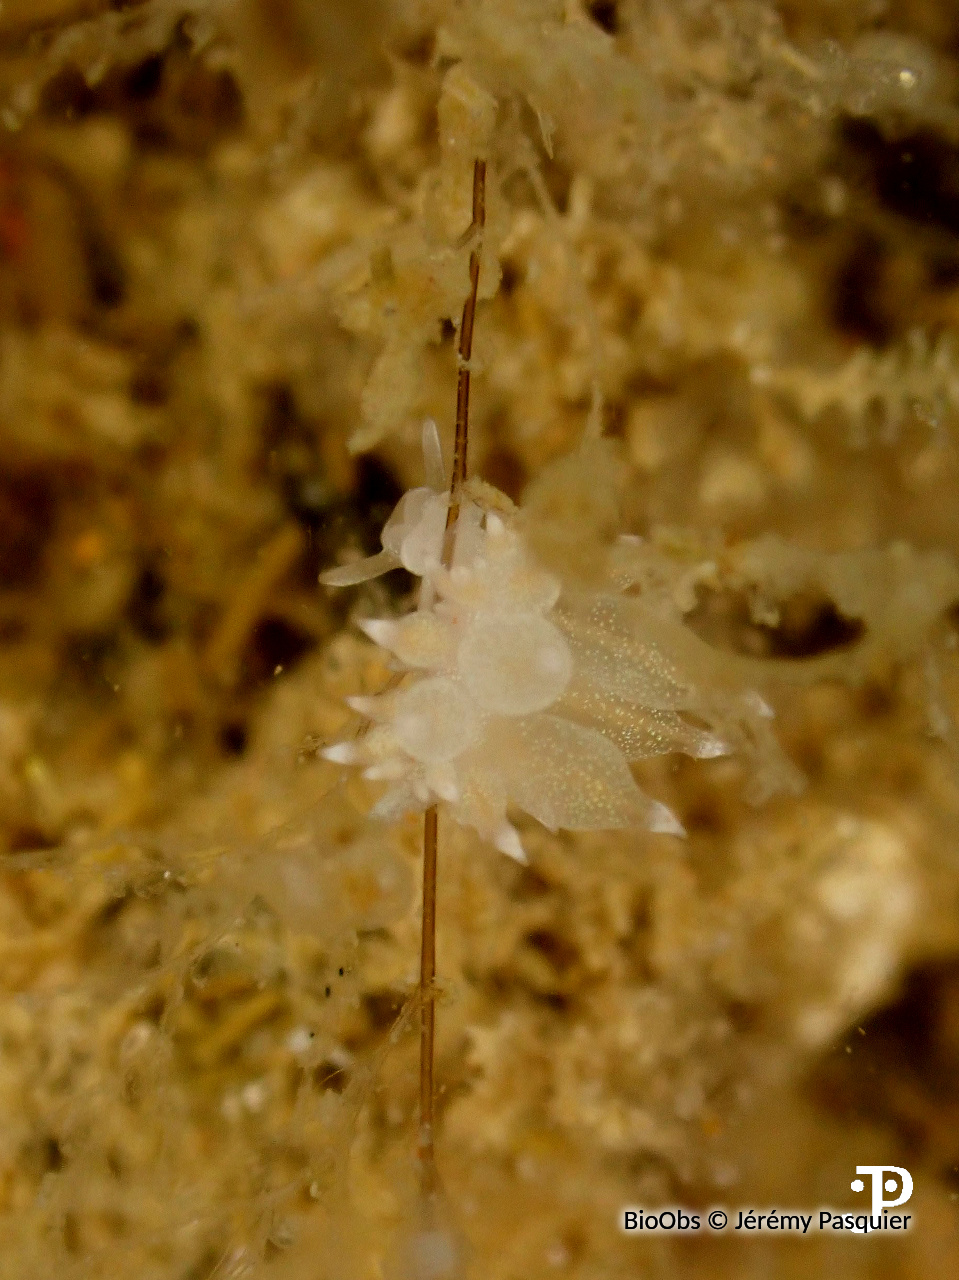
left=321, top=425, right=789, bottom=863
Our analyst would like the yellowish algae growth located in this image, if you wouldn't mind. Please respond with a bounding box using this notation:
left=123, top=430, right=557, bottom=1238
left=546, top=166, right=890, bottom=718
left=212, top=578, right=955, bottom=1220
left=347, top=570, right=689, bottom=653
left=1, top=2, right=959, bottom=1277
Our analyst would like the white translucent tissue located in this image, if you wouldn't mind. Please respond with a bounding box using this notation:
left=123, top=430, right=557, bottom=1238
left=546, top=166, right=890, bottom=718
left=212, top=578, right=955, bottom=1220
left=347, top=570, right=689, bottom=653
left=319, top=425, right=792, bottom=862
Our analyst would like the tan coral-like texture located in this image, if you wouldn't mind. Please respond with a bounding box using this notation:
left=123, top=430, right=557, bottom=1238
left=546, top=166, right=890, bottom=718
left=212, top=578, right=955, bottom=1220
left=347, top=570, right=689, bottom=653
left=2, top=2, right=959, bottom=1278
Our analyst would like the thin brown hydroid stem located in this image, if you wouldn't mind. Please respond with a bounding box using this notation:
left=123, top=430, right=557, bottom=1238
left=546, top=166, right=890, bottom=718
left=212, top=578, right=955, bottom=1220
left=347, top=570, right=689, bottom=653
left=420, top=158, right=485, bottom=1197
left=418, top=803, right=438, bottom=1195
left=443, top=158, right=486, bottom=561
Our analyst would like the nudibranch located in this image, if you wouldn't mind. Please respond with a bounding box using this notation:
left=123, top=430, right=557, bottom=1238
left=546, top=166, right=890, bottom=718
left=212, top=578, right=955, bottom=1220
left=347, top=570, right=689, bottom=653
left=320, top=422, right=790, bottom=863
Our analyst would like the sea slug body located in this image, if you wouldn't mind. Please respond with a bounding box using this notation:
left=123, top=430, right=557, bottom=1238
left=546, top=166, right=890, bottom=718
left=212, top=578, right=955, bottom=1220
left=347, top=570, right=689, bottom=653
left=321, top=423, right=788, bottom=862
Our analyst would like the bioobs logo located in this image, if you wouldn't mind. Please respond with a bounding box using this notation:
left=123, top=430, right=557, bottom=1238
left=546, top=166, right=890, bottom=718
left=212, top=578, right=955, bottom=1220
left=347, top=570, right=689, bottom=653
left=842, top=1165, right=914, bottom=1227
left=622, top=1165, right=915, bottom=1237
left=817, top=1165, right=914, bottom=1234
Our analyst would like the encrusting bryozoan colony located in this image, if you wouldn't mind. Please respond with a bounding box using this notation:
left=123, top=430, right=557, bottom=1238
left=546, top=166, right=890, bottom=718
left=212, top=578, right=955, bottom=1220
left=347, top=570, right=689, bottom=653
left=322, top=421, right=800, bottom=862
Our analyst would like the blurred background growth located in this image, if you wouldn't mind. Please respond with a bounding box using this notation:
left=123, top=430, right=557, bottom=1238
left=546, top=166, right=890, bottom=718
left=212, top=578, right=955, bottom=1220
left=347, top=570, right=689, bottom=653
left=2, top=1, right=959, bottom=1276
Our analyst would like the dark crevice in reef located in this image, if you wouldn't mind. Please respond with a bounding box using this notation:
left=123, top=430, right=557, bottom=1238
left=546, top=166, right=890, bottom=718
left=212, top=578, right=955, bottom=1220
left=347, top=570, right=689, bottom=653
left=831, top=229, right=896, bottom=346
left=686, top=588, right=865, bottom=661
left=586, top=1, right=619, bottom=36
left=839, top=117, right=959, bottom=238
left=809, top=960, right=959, bottom=1171
left=758, top=595, right=865, bottom=659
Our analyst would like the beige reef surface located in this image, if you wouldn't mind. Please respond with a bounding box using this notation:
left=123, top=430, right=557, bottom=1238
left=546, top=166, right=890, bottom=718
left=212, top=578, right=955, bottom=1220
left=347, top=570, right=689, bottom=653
left=1, top=2, right=959, bottom=1277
